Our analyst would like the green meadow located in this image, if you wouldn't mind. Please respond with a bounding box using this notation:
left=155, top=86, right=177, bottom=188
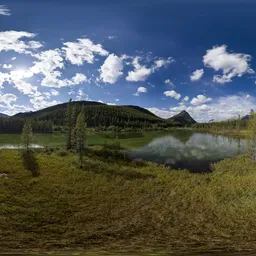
left=1, top=145, right=256, bottom=254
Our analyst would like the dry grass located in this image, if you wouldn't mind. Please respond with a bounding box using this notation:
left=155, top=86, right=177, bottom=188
left=1, top=148, right=256, bottom=253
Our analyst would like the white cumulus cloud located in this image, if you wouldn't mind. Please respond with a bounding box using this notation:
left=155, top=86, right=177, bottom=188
left=126, top=57, right=152, bottom=82
left=0, top=72, right=9, bottom=88
left=99, top=54, right=123, bottom=84
left=3, top=64, right=12, bottom=69
left=0, top=103, right=34, bottom=116
left=1, top=70, right=37, bottom=95
left=163, top=90, right=181, bottom=100
left=75, top=89, right=90, bottom=101
left=50, top=89, right=59, bottom=96
left=29, top=49, right=64, bottom=76
left=147, top=107, right=177, bottom=119
left=62, top=38, right=109, bottom=65
left=0, top=93, right=17, bottom=105
left=190, top=95, right=212, bottom=106
left=188, top=95, right=255, bottom=122
left=153, top=57, right=174, bottom=70
left=41, top=71, right=87, bottom=88
left=203, top=45, right=253, bottom=84
left=134, top=86, right=147, bottom=96
left=126, top=56, right=173, bottom=82
left=71, top=73, right=87, bottom=84
left=30, top=95, right=61, bottom=110
left=24, top=49, right=87, bottom=88
left=0, top=5, right=11, bottom=16
left=0, top=31, right=42, bottom=54
left=190, top=69, right=204, bottom=81
left=148, top=94, right=256, bottom=122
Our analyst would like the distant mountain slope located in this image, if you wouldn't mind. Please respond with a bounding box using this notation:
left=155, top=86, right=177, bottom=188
left=226, top=113, right=251, bottom=121
left=242, top=115, right=250, bottom=121
left=13, top=101, right=105, bottom=119
left=0, top=113, right=8, bottom=118
left=122, top=105, right=159, bottom=118
left=12, top=101, right=165, bottom=128
left=168, top=110, right=197, bottom=126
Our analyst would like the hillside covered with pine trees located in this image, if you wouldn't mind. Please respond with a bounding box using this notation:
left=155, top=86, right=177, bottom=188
left=0, top=101, right=197, bottom=133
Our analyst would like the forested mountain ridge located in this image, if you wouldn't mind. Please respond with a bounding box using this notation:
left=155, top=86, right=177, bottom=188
left=122, top=105, right=158, bottom=118
left=14, top=101, right=160, bottom=120
left=168, top=110, right=197, bottom=126
left=13, top=101, right=105, bottom=119
left=242, top=115, right=250, bottom=121
left=0, top=113, right=8, bottom=118
left=0, top=101, right=197, bottom=133
left=13, top=101, right=163, bottom=127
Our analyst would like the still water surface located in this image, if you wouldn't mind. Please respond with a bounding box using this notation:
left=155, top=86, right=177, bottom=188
left=0, top=130, right=248, bottom=172
left=128, top=131, right=247, bottom=172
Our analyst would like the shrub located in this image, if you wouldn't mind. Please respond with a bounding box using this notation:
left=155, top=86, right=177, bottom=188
left=131, top=158, right=148, bottom=167
left=57, top=150, right=68, bottom=157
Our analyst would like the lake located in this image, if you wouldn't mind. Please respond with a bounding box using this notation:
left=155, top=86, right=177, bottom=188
left=0, top=130, right=248, bottom=173
left=128, top=130, right=247, bottom=172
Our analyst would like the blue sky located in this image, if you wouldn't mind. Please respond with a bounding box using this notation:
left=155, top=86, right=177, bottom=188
left=1, top=0, right=256, bottom=121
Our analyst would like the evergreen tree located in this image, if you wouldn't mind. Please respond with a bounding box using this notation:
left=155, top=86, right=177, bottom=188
left=71, top=104, right=79, bottom=148
left=20, top=119, right=33, bottom=153
left=72, top=104, right=79, bottom=127
left=248, top=111, right=256, bottom=160
left=66, top=98, right=72, bottom=150
left=74, top=106, right=87, bottom=164
left=236, top=114, right=241, bottom=132
left=250, top=109, right=255, bottom=119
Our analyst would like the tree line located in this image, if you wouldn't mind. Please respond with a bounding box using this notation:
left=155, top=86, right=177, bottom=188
left=192, top=114, right=250, bottom=132
left=0, top=118, right=53, bottom=133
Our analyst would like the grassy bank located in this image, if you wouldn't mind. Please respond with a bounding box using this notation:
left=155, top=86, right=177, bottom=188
left=193, top=128, right=249, bottom=138
left=1, top=147, right=256, bottom=253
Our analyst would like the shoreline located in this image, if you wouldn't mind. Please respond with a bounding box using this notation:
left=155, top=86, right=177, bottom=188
left=191, top=128, right=249, bottom=139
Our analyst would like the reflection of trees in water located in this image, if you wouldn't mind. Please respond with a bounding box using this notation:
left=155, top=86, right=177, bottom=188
left=131, top=133, right=247, bottom=164
left=169, top=129, right=194, bottom=144
left=237, top=138, right=241, bottom=155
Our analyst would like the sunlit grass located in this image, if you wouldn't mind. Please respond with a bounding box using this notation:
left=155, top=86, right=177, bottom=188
left=1, top=148, right=256, bottom=253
